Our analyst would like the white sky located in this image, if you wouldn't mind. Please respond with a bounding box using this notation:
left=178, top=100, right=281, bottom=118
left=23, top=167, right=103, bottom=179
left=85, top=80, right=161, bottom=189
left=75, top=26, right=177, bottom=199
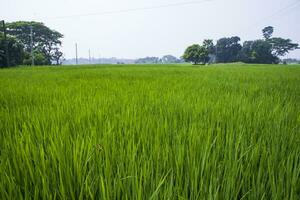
left=2, top=0, right=300, bottom=59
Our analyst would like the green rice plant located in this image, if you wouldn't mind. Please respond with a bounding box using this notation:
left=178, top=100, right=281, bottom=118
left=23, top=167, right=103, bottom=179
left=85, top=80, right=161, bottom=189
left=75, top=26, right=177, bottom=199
left=0, top=64, right=300, bottom=199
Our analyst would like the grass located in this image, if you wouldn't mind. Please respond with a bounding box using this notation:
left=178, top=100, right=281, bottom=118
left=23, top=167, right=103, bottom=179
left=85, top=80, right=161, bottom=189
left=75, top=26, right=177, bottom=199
left=0, top=64, right=300, bottom=199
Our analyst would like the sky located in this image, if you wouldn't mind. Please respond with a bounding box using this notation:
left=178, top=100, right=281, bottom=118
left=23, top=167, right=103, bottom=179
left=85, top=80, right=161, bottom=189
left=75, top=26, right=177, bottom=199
left=2, top=0, right=300, bottom=59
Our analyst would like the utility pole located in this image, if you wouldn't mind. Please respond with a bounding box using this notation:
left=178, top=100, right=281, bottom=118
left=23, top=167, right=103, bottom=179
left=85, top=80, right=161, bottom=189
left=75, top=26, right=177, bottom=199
left=1, top=20, right=10, bottom=67
left=30, top=26, right=35, bottom=66
left=215, top=44, right=218, bottom=63
left=75, top=43, right=78, bottom=65
left=88, top=49, right=91, bottom=64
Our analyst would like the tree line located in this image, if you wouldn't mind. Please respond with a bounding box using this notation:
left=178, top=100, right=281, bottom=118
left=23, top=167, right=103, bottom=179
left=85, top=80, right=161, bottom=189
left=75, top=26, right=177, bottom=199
left=0, top=21, right=64, bottom=67
left=1, top=22, right=299, bottom=67
left=183, top=26, right=299, bottom=65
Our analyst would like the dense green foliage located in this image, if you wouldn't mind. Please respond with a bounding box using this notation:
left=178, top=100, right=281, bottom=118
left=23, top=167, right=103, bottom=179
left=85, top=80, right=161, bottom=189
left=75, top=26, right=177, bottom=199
left=183, top=44, right=209, bottom=64
left=183, top=27, right=299, bottom=64
left=216, top=37, right=242, bottom=63
left=269, top=37, right=299, bottom=57
left=262, top=26, right=274, bottom=40
left=0, top=34, right=24, bottom=67
left=4, top=21, right=64, bottom=66
left=1, top=64, right=300, bottom=199
left=238, top=40, right=278, bottom=64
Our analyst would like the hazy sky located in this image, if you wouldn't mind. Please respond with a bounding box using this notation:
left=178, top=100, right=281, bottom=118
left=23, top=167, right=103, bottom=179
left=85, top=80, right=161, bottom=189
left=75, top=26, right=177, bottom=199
left=2, top=0, right=300, bottom=59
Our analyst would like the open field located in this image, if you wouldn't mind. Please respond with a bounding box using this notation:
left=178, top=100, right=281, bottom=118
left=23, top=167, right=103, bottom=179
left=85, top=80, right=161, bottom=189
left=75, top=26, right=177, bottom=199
left=0, top=64, right=300, bottom=199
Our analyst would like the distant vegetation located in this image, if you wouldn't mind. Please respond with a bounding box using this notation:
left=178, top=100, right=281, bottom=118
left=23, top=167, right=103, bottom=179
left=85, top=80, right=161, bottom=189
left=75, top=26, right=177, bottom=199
left=282, top=58, right=300, bottom=64
left=135, top=55, right=183, bottom=64
left=1, top=64, right=300, bottom=199
left=63, top=57, right=136, bottom=65
left=183, top=26, right=299, bottom=65
left=62, top=55, right=183, bottom=65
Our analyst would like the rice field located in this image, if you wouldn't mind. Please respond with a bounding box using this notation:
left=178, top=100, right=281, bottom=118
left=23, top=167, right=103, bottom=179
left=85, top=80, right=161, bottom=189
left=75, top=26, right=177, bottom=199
left=0, top=64, right=300, bottom=199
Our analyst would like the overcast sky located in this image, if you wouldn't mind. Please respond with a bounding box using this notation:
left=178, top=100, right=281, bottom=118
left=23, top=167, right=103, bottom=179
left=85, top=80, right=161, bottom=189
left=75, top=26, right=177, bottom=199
left=2, top=0, right=300, bottom=59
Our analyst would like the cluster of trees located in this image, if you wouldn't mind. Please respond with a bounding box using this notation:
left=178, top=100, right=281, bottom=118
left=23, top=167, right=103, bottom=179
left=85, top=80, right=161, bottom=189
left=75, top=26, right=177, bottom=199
left=0, top=34, right=24, bottom=66
left=135, top=55, right=182, bottom=64
left=183, top=26, right=299, bottom=65
left=0, top=21, right=64, bottom=67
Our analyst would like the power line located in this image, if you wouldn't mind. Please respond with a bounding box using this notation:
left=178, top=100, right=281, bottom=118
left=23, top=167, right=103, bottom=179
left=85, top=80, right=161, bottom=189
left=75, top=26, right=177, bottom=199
left=259, top=0, right=300, bottom=24
left=248, top=0, right=300, bottom=29
left=44, top=0, right=213, bottom=20
left=237, top=0, right=300, bottom=38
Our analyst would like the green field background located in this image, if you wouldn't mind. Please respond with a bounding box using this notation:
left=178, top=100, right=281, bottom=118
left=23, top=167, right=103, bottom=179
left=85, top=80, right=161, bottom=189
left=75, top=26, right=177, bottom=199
left=1, top=64, right=300, bottom=199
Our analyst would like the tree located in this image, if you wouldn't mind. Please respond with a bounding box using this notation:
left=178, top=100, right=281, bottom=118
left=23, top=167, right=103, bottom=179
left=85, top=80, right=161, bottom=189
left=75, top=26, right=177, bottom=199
left=238, top=26, right=299, bottom=64
left=269, top=37, right=298, bottom=57
left=52, top=47, right=64, bottom=65
left=23, top=51, right=49, bottom=65
left=6, top=21, right=63, bottom=65
left=0, top=34, right=24, bottom=67
left=239, top=40, right=278, bottom=64
left=215, top=37, right=242, bottom=63
left=202, top=39, right=216, bottom=63
left=203, top=39, right=215, bottom=54
left=183, top=44, right=209, bottom=65
left=262, top=26, right=299, bottom=57
left=262, top=26, right=274, bottom=40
